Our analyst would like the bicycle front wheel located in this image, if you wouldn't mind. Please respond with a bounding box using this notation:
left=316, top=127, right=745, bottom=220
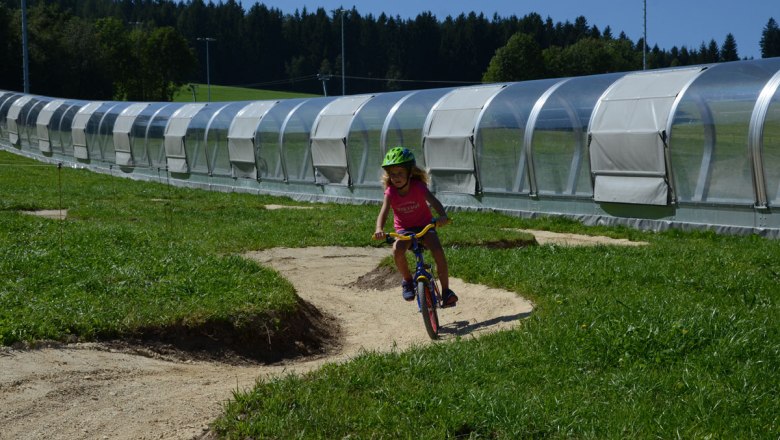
left=417, top=280, right=439, bottom=339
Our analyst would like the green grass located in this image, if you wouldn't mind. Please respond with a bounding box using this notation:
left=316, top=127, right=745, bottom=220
left=0, top=151, right=375, bottom=345
left=172, top=83, right=318, bottom=102
left=1, top=150, right=778, bottom=438
left=215, top=232, right=780, bottom=438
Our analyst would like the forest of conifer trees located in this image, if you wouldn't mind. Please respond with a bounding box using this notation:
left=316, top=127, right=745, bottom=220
left=1, top=0, right=778, bottom=101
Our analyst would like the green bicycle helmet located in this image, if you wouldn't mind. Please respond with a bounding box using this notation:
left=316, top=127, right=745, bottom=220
left=382, top=146, right=415, bottom=168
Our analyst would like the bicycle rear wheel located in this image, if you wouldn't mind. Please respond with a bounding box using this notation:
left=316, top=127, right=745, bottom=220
left=417, top=280, right=439, bottom=339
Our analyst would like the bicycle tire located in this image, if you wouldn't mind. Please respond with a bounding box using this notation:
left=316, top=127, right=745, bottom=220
left=417, top=280, right=439, bottom=339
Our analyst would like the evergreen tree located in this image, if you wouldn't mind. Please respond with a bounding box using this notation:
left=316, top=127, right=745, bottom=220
left=1, top=0, right=774, bottom=98
left=720, top=33, right=738, bottom=61
left=602, top=25, right=613, bottom=40
left=0, top=3, right=22, bottom=92
left=760, top=18, right=780, bottom=58
left=707, top=39, right=720, bottom=62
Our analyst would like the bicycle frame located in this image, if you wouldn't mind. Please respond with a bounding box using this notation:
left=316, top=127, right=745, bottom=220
left=395, top=230, right=441, bottom=312
left=383, top=223, right=443, bottom=339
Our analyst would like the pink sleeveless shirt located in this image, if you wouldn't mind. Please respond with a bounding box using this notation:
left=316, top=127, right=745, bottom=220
left=385, top=180, right=433, bottom=232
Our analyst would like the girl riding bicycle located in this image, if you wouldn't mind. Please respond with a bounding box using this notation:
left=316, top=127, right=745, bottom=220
left=374, top=146, right=458, bottom=308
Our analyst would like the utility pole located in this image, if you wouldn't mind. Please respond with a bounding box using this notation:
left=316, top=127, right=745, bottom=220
left=317, top=73, right=332, bottom=96
left=21, top=0, right=30, bottom=93
left=643, top=0, right=647, bottom=70
left=339, top=8, right=346, bottom=95
left=196, top=37, right=216, bottom=102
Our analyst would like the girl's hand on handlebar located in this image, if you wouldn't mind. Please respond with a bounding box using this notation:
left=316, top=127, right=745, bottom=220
left=373, top=230, right=386, bottom=241
left=435, top=215, right=450, bottom=227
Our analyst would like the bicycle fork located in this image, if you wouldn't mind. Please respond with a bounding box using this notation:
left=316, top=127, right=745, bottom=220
left=414, top=263, right=438, bottom=312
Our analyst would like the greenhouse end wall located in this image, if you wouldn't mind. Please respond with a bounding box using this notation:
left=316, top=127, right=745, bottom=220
left=3, top=58, right=780, bottom=237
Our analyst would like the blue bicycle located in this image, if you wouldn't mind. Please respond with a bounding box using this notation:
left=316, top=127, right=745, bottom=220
left=381, top=222, right=443, bottom=339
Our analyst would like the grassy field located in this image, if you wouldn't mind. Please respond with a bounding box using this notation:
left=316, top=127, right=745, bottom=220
left=1, top=150, right=778, bottom=438
left=172, top=83, right=318, bottom=102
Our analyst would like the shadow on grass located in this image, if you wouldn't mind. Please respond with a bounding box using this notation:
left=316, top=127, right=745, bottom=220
left=439, top=311, right=532, bottom=337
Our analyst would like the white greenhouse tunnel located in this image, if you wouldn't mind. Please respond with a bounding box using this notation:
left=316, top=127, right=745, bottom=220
left=2, top=57, right=780, bottom=236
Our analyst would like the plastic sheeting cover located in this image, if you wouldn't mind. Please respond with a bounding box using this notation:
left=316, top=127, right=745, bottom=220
left=6, top=96, right=33, bottom=146
left=71, top=102, right=104, bottom=159
left=589, top=67, right=704, bottom=204
left=424, top=84, right=506, bottom=194
left=227, top=101, right=278, bottom=179
left=113, top=103, right=150, bottom=166
left=164, top=103, right=206, bottom=173
left=310, top=95, right=374, bottom=185
left=36, top=99, right=66, bottom=153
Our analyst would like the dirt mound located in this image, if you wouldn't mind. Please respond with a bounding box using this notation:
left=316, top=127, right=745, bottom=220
left=348, top=264, right=401, bottom=290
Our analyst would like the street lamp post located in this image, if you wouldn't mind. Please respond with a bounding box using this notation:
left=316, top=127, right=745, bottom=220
left=339, top=8, right=346, bottom=95
left=643, top=0, right=647, bottom=70
left=21, top=0, right=30, bottom=93
left=197, top=37, right=216, bottom=102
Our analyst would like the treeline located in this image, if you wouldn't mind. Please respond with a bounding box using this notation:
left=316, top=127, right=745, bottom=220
left=1, top=0, right=779, bottom=100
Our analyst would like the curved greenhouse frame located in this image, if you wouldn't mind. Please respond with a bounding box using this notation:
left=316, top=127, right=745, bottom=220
left=3, top=58, right=780, bottom=236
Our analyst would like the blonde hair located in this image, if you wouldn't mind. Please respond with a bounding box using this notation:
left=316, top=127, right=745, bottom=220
left=382, top=165, right=429, bottom=188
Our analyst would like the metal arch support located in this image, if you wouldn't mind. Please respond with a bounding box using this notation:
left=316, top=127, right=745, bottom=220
left=665, top=66, right=710, bottom=204
left=95, top=102, right=123, bottom=161
left=585, top=77, right=624, bottom=190
left=255, top=109, right=286, bottom=180
left=379, top=90, right=421, bottom=153
left=56, top=103, right=83, bottom=155
left=748, top=69, right=780, bottom=208
left=52, top=102, right=79, bottom=154
left=143, top=103, right=174, bottom=168
left=36, top=99, right=66, bottom=154
left=518, top=78, right=572, bottom=196
left=7, top=96, right=34, bottom=147
left=0, top=94, right=17, bottom=139
left=352, top=114, right=371, bottom=184
left=203, top=102, right=232, bottom=176
left=474, top=91, right=528, bottom=193
left=420, top=91, right=454, bottom=148
left=471, top=85, right=509, bottom=194
left=682, top=96, right=717, bottom=202
left=340, top=96, right=375, bottom=187
left=278, top=99, right=312, bottom=182
left=225, top=100, right=279, bottom=181
left=560, top=95, right=587, bottom=196
left=419, top=92, right=452, bottom=191
left=186, top=104, right=210, bottom=173
left=23, top=99, right=47, bottom=148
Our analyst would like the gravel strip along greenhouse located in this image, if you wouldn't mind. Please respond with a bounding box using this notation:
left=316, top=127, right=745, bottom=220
left=3, top=57, right=780, bottom=236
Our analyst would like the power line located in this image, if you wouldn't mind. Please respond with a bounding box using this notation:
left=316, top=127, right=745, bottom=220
left=343, top=74, right=479, bottom=84
left=236, top=74, right=319, bottom=88
left=233, top=73, right=479, bottom=89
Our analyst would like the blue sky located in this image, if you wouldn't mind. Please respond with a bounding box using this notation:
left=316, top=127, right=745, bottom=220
left=240, top=0, right=777, bottom=60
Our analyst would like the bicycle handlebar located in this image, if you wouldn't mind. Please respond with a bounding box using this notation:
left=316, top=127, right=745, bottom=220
left=372, top=218, right=449, bottom=242
left=386, top=222, right=437, bottom=241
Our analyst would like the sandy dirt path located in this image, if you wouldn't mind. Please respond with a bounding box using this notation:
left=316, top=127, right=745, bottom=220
left=0, top=246, right=533, bottom=440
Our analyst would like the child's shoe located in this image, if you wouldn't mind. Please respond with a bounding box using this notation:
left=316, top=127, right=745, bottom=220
left=401, top=280, right=415, bottom=301
left=441, top=288, right=458, bottom=308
